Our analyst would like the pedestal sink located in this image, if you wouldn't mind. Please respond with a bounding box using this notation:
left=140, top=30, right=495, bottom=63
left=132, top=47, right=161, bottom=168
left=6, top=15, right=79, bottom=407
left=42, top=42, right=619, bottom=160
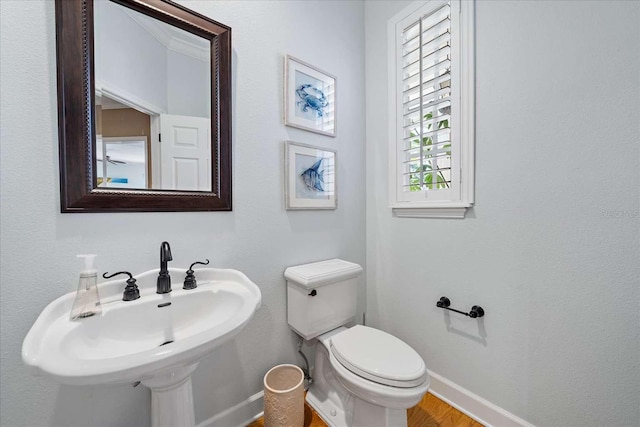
left=22, top=267, right=261, bottom=427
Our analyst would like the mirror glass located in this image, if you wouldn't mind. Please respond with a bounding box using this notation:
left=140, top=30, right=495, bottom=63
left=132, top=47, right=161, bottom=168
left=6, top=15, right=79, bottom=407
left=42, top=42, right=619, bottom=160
left=94, top=0, right=212, bottom=192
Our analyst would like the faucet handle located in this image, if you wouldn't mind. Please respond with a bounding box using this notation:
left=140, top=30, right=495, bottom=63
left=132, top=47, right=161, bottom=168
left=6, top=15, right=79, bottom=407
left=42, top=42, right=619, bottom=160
left=103, top=271, right=140, bottom=301
left=183, top=259, right=210, bottom=290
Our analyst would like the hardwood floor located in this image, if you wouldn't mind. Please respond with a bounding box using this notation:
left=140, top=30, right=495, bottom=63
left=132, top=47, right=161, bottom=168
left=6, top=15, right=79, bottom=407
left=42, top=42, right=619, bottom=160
left=247, top=392, right=483, bottom=427
left=407, top=393, right=483, bottom=427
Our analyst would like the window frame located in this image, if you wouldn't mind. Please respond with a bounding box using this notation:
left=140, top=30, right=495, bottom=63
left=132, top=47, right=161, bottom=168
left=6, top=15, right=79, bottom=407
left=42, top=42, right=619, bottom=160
left=387, top=0, right=475, bottom=219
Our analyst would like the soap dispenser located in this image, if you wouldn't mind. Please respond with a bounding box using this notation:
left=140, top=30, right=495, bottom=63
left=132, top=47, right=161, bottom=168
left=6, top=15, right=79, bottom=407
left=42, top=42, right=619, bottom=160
left=70, top=254, right=102, bottom=320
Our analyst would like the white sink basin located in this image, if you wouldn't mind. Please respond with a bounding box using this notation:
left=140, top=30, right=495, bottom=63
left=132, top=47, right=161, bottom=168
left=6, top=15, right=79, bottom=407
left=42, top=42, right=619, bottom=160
left=22, top=267, right=261, bottom=386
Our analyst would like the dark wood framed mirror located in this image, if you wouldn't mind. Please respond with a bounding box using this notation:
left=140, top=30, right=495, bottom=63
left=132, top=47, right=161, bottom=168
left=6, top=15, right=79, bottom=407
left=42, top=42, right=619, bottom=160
left=55, top=0, right=231, bottom=212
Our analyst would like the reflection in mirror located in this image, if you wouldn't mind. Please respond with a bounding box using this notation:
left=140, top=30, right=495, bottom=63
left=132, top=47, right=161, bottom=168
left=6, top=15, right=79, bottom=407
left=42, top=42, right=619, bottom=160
left=94, top=0, right=212, bottom=191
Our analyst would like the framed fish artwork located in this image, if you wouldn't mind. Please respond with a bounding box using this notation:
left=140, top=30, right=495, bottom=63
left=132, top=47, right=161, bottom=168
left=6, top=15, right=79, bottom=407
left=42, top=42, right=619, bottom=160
left=284, top=141, right=337, bottom=210
left=284, top=55, right=337, bottom=137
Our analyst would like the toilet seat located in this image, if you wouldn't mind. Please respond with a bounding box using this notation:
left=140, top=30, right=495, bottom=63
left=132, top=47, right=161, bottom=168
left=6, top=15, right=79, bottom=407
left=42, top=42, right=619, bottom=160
left=330, top=325, right=427, bottom=388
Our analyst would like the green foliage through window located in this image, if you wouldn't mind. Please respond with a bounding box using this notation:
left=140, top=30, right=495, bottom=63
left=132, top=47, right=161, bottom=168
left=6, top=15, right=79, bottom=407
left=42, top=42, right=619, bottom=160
left=408, top=112, right=451, bottom=191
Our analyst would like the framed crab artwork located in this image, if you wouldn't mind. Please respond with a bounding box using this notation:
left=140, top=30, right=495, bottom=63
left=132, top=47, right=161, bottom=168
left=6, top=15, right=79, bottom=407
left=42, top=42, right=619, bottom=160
left=284, top=55, right=337, bottom=137
left=284, top=141, right=337, bottom=210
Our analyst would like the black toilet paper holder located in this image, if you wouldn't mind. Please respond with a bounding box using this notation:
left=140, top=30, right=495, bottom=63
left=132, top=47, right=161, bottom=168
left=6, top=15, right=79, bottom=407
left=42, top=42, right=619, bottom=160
left=436, top=296, right=485, bottom=318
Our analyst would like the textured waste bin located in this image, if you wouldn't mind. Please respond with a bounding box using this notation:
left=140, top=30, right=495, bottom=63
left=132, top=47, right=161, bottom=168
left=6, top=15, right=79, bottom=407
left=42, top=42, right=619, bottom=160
left=263, top=364, right=304, bottom=427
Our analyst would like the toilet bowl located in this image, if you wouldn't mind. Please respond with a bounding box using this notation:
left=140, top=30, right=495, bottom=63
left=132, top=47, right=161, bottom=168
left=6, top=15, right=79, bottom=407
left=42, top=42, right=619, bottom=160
left=284, top=259, right=429, bottom=427
left=307, top=326, right=429, bottom=427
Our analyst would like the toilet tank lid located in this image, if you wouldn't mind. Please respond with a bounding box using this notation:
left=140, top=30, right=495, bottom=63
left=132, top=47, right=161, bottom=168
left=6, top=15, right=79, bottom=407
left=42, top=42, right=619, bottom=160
left=284, top=259, right=363, bottom=289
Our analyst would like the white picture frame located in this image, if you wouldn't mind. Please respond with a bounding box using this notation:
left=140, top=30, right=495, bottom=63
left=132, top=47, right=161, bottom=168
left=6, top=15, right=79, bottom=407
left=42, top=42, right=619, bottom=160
left=284, top=55, right=337, bottom=137
left=285, top=141, right=337, bottom=210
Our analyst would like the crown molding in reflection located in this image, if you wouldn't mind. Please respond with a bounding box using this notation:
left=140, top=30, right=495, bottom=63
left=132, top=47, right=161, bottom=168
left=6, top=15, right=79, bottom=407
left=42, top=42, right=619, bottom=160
left=120, top=6, right=210, bottom=62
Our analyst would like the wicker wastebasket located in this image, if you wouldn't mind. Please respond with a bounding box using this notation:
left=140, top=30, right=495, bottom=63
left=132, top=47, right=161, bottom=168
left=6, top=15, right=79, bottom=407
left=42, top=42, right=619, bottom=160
left=263, top=364, right=304, bottom=427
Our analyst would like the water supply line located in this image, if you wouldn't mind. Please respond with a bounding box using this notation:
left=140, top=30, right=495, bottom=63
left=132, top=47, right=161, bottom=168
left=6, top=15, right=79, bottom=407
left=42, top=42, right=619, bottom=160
left=298, top=337, right=313, bottom=390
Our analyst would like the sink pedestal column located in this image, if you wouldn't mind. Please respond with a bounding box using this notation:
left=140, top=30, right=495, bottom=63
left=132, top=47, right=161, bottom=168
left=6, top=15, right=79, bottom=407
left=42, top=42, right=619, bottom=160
left=142, top=363, right=200, bottom=427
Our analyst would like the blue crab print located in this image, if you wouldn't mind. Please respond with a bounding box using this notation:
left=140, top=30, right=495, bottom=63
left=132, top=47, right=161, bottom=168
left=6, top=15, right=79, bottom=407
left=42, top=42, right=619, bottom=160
left=301, top=158, right=325, bottom=192
left=296, top=84, right=328, bottom=117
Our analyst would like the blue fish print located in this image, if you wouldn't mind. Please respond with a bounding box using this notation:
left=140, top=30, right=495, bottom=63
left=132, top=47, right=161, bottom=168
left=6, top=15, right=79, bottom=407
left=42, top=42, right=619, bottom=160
left=300, top=158, right=325, bottom=192
left=296, top=84, right=328, bottom=117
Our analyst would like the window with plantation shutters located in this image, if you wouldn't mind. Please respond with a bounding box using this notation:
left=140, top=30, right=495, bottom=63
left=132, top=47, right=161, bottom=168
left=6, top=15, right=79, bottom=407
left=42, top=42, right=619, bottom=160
left=388, top=0, right=475, bottom=219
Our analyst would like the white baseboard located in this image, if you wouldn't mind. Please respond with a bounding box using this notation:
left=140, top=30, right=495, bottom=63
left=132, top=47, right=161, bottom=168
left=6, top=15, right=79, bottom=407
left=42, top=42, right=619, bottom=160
left=197, top=391, right=264, bottom=427
left=197, top=372, right=534, bottom=427
left=427, top=370, right=534, bottom=427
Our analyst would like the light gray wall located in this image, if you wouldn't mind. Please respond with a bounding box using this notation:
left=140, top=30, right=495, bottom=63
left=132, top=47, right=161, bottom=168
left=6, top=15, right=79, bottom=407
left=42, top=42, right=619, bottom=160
left=95, top=0, right=169, bottom=113
left=96, top=0, right=211, bottom=118
left=167, top=49, right=210, bottom=118
left=0, top=1, right=365, bottom=426
left=365, top=1, right=639, bottom=426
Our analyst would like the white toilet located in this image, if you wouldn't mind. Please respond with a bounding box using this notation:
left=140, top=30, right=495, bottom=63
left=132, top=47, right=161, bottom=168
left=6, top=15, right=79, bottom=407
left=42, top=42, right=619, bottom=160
left=285, top=259, right=429, bottom=427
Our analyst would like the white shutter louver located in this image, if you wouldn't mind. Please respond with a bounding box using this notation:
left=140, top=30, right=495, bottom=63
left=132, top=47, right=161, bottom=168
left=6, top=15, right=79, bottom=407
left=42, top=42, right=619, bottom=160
left=401, top=2, right=452, bottom=193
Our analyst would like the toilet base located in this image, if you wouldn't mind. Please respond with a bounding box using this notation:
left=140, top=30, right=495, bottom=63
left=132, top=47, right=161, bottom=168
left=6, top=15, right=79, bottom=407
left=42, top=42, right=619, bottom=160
left=307, top=387, right=407, bottom=427
left=306, top=387, right=349, bottom=427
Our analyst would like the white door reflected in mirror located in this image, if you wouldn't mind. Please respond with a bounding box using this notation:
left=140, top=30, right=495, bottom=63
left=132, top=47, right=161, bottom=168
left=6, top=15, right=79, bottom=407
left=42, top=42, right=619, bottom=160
left=159, top=114, right=211, bottom=192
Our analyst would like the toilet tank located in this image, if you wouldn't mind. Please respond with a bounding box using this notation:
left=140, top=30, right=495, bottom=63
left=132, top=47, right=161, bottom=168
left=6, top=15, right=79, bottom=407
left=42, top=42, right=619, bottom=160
left=285, top=259, right=363, bottom=340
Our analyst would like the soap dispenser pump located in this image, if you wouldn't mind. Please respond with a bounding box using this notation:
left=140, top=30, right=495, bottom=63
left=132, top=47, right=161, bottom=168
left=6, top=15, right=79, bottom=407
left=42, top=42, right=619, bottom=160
left=70, top=254, right=102, bottom=320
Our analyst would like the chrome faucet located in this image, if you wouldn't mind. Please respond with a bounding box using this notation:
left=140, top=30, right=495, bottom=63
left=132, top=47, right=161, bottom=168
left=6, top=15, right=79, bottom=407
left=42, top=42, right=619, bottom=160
left=157, top=241, right=173, bottom=294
